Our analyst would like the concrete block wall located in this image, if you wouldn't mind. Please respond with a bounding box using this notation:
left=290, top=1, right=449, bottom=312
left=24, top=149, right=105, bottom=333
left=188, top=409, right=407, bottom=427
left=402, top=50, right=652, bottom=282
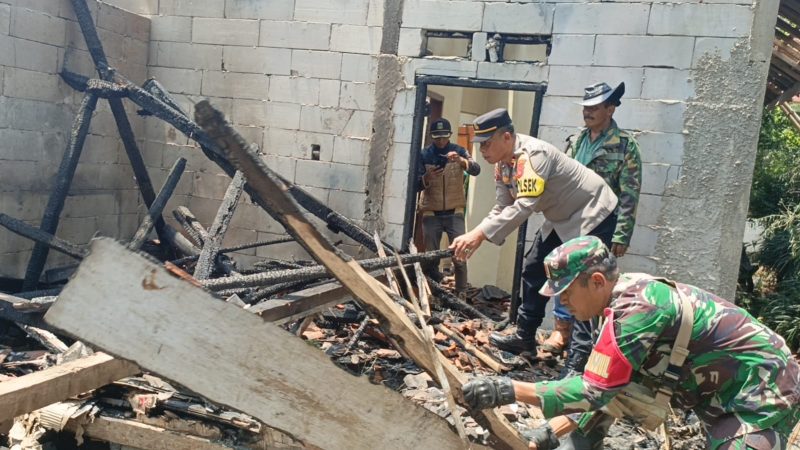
left=135, top=0, right=384, bottom=266
left=0, top=0, right=150, bottom=278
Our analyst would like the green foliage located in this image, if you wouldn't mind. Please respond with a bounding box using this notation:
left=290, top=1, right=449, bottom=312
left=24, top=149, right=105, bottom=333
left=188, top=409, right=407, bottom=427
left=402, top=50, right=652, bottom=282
left=743, top=107, right=800, bottom=352
left=757, top=203, right=800, bottom=281
left=750, top=108, right=800, bottom=218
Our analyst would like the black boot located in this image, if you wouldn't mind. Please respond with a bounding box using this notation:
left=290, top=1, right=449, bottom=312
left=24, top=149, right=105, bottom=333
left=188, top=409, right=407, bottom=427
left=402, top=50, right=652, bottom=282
left=490, top=320, right=537, bottom=354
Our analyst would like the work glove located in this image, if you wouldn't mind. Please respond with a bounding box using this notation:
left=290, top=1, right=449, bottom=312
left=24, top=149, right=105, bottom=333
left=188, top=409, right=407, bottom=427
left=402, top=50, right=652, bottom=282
left=521, top=425, right=560, bottom=450
left=461, top=376, right=515, bottom=410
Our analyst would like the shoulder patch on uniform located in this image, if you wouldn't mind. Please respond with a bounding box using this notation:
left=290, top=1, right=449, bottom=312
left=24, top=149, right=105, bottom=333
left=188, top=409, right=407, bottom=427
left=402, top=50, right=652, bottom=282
left=583, top=309, right=633, bottom=389
left=515, top=157, right=545, bottom=198
left=586, top=352, right=612, bottom=378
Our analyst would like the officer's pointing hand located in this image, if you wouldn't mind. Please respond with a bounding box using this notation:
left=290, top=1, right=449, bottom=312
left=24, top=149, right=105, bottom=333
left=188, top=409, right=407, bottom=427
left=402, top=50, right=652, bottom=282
left=449, top=229, right=486, bottom=261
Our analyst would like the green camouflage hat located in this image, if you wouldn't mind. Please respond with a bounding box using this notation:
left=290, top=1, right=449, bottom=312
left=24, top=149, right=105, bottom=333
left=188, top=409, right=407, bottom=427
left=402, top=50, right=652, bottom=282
left=539, top=236, right=614, bottom=296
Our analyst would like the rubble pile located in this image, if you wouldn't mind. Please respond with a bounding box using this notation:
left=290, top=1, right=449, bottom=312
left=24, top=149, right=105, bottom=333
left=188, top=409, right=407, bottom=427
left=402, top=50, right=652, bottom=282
left=0, top=1, right=708, bottom=449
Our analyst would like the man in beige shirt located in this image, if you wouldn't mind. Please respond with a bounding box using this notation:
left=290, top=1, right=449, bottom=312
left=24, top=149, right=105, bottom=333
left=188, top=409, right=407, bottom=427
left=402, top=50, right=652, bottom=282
left=450, top=109, right=618, bottom=372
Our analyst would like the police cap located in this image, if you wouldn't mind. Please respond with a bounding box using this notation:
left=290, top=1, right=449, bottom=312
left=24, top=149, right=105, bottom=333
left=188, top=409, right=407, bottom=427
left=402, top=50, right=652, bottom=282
left=472, top=108, right=512, bottom=143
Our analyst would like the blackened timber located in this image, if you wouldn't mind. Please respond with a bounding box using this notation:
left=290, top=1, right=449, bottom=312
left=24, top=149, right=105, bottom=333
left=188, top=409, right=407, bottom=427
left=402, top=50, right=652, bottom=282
left=169, top=236, right=293, bottom=265
left=284, top=184, right=395, bottom=251
left=194, top=171, right=245, bottom=280
left=129, top=158, right=187, bottom=250
left=428, top=280, right=491, bottom=321
left=68, top=0, right=110, bottom=76
left=22, top=93, right=98, bottom=290
left=83, top=78, right=128, bottom=97
left=192, top=100, right=528, bottom=450
left=201, top=250, right=452, bottom=291
left=142, top=78, right=187, bottom=116
left=0, top=214, right=88, bottom=260
left=173, top=206, right=208, bottom=247
left=67, top=0, right=170, bottom=252
left=62, top=86, right=203, bottom=258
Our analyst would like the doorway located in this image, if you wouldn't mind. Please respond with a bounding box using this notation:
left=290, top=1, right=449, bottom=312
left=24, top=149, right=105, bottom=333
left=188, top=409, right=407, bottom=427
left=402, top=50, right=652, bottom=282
left=403, top=76, right=547, bottom=293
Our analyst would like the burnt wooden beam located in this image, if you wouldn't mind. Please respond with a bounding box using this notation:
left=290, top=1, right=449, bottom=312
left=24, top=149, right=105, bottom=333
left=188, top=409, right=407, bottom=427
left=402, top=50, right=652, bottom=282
left=429, top=279, right=492, bottom=321
left=247, top=280, right=314, bottom=303
left=170, top=236, right=294, bottom=265
left=173, top=206, right=208, bottom=247
left=202, top=250, right=452, bottom=291
left=191, top=100, right=527, bottom=450
left=128, top=158, right=187, bottom=250
left=45, top=240, right=476, bottom=450
left=194, top=171, right=245, bottom=280
left=67, top=0, right=173, bottom=251
left=0, top=352, right=138, bottom=424
left=0, top=213, right=88, bottom=260
left=22, top=92, right=99, bottom=289
left=141, top=78, right=187, bottom=116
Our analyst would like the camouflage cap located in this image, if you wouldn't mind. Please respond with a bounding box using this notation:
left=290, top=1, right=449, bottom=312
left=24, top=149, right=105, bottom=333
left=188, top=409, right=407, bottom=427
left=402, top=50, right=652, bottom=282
left=539, top=236, right=615, bottom=296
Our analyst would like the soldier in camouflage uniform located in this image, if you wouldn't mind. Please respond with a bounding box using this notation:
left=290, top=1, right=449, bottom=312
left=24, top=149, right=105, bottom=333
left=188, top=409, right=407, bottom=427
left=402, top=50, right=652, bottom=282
left=543, top=82, right=643, bottom=369
left=463, top=236, right=800, bottom=450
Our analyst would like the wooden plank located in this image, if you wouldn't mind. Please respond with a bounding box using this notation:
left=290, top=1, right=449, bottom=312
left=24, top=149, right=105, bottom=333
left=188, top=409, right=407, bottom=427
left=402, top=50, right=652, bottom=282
left=191, top=100, right=528, bottom=450
left=250, top=281, right=351, bottom=324
left=0, top=352, right=138, bottom=423
left=391, top=252, right=468, bottom=440
left=64, top=415, right=236, bottom=450
left=44, top=240, right=474, bottom=450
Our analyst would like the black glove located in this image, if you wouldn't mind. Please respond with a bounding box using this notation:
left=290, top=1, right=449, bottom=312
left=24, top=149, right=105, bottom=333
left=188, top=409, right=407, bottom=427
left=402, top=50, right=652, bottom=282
left=521, top=425, right=560, bottom=450
left=461, top=376, right=516, bottom=410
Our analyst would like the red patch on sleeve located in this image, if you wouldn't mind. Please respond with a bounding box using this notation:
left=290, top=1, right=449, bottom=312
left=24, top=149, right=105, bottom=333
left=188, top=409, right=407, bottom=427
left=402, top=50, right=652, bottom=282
left=514, top=157, right=526, bottom=179
left=583, top=308, right=633, bottom=389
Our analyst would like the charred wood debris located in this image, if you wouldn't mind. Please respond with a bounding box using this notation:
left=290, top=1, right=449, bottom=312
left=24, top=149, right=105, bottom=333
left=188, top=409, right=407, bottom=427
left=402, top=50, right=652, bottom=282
left=0, top=1, right=705, bottom=449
